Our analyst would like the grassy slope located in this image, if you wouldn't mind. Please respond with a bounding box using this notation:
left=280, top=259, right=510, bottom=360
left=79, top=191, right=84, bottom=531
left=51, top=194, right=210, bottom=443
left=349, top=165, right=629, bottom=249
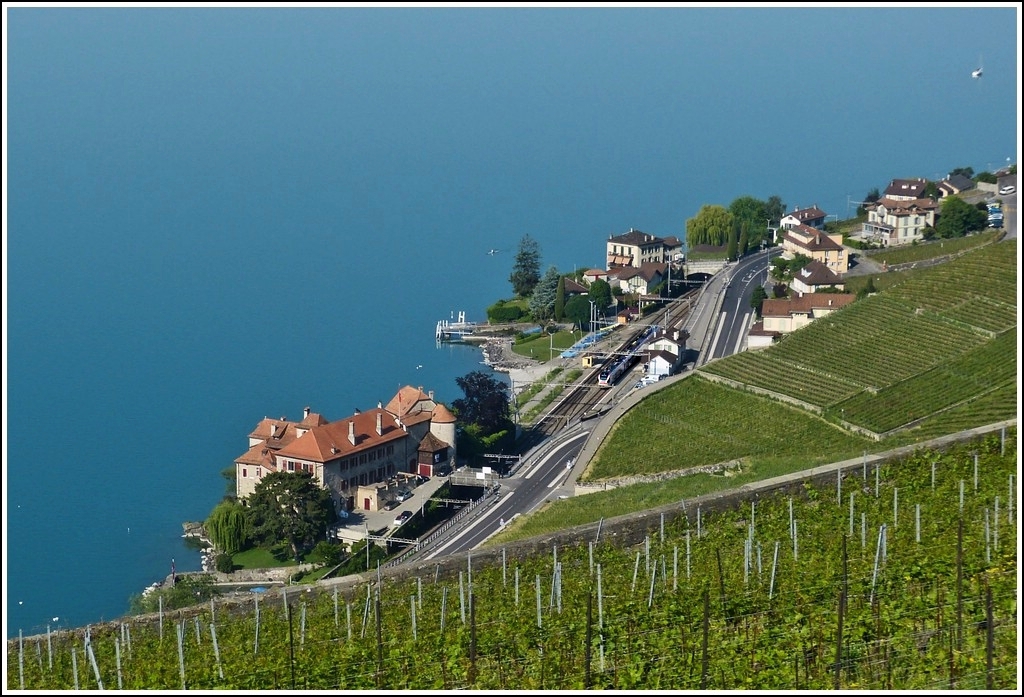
left=489, top=239, right=1017, bottom=545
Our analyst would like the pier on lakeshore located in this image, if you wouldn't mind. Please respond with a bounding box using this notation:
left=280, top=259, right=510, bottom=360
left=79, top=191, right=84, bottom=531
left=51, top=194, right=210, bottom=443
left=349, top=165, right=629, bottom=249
left=436, top=310, right=478, bottom=341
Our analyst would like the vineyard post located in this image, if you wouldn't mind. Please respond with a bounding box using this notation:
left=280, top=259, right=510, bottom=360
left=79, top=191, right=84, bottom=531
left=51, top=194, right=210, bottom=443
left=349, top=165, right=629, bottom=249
left=71, top=647, right=79, bottom=690
left=673, top=546, right=678, bottom=591
left=862, top=451, right=867, bottom=482
left=596, top=517, right=603, bottom=543
left=210, top=597, right=216, bottom=626
left=1000, top=426, right=1005, bottom=455
left=769, top=541, right=779, bottom=600
left=993, top=497, right=999, bottom=551
left=46, top=624, right=52, bottom=670
left=985, top=582, right=994, bottom=690
left=959, top=480, right=964, bottom=511
left=757, top=541, right=762, bottom=579
left=287, top=600, right=296, bottom=690
left=743, top=538, right=749, bottom=587
left=700, top=589, right=710, bottom=690
left=175, top=621, right=185, bottom=691
left=973, top=452, right=978, bottom=492
left=115, top=637, right=122, bottom=689
left=585, top=592, right=593, bottom=689
left=535, top=575, right=542, bottom=629
left=837, top=469, right=841, bottom=506
left=300, top=601, right=307, bottom=647
left=870, top=524, right=885, bottom=605
left=956, top=516, right=963, bottom=649
left=334, top=587, right=339, bottom=628
left=440, top=586, right=447, bottom=635
left=1009, top=475, right=1014, bottom=524
left=346, top=601, right=352, bottom=641
left=647, top=558, right=657, bottom=608
left=469, top=592, right=477, bottom=687
left=597, top=564, right=604, bottom=629
left=459, top=572, right=466, bottom=626
left=632, top=551, right=641, bottom=593
left=931, top=459, right=936, bottom=490
left=589, top=541, right=594, bottom=577
left=375, top=593, right=382, bottom=689
left=411, top=595, right=417, bottom=642
left=18, top=630, right=23, bottom=691
left=361, top=585, right=371, bottom=639
left=645, top=536, right=651, bottom=578
left=849, top=493, right=854, bottom=536
left=788, top=498, right=793, bottom=538
left=915, top=504, right=920, bottom=544
left=751, top=500, right=755, bottom=535
left=35, top=637, right=41, bottom=672
left=254, top=592, right=260, bottom=655
left=159, top=596, right=164, bottom=641
left=194, top=615, right=202, bottom=645
left=875, top=467, right=879, bottom=499
left=686, top=530, right=691, bottom=579
left=210, top=622, right=224, bottom=680
left=661, top=513, right=665, bottom=543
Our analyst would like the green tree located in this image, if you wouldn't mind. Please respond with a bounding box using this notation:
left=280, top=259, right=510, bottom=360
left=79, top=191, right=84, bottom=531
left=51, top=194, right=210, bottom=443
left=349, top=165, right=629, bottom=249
left=975, top=171, right=997, bottom=184
left=452, top=370, right=512, bottom=435
left=245, top=471, right=337, bottom=562
left=205, top=499, right=249, bottom=555
left=737, top=220, right=749, bottom=257
left=509, top=234, right=542, bottom=298
left=686, top=205, right=733, bottom=248
left=554, top=276, right=566, bottom=321
left=588, top=278, right=613, bottom=316
left=729, top=196, right=768, bottom=249
left=726, top=226, right=738, bottom=261
left=528, top=266, right=560, bottom=321
left=950, top=166, right=974, bottom=178
left=128, top=574, right=217, bottom=616
left=563, top=295, right=592, bottom=330
left=750, top=286, right=768, bottom=317
left=936, top=195, right=988, bottom=238
left=764, top=195, right=786, bottom=227
left=859, top=187, right=880, bottom=216
left=921, top=180, right=939, bottom=200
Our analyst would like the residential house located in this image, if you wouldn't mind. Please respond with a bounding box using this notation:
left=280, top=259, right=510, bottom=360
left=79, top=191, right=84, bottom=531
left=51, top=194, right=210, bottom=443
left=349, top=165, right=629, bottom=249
left=608, top=261, right=667, bottom=295
left=562, top=277, right=589, bottom=298
left=883, top=178, right=928, bottom=201
left=790, top=259, right=846, bottom=295
left=780, top=205, right=827, bottom=231
left=861, top=196, right=938, bottom=247
left=761, top=293, right=856, bottom=334
left=937, top=174, right=975, bottom=199
left=582, top=268, right=608, bottom=286
left=780, top=224, right=849, bottom=273
left=606, top=229, right=682, bottom=269
left=643, top=327, right=689, bottom=378
left=234, top=386, right=457, bottom=514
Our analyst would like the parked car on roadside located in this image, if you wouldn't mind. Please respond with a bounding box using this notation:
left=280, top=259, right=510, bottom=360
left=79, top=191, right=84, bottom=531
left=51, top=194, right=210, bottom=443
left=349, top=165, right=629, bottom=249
left=396, top=489, right=413, bottom=502
left=998, top=185, right=1015, bottom=195
left=394, top=510, right=412, bottom=526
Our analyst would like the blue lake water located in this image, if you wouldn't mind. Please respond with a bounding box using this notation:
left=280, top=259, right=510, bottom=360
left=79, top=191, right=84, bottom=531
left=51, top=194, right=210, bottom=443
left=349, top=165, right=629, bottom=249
left=5, top=6, right=1019, bottom=638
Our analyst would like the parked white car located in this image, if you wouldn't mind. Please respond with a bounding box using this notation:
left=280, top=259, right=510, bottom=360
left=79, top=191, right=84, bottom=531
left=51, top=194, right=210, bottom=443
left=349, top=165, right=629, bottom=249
left=998, top=185, right=1015, bottom=195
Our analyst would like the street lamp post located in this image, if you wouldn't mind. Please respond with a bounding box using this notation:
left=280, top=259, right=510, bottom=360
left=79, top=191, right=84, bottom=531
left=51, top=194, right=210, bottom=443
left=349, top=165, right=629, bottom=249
left=589, top=299, right=596, bottom=335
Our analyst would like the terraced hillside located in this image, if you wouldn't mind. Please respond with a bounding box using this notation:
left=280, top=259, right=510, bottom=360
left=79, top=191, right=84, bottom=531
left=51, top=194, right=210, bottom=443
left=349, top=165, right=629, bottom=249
left=700, top=239, right=1017, bottom=436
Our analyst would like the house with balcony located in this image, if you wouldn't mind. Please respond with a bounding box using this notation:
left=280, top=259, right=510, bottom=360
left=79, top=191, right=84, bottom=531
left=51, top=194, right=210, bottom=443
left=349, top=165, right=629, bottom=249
left=861, top=196, right=938, bottom=247
left=234, top=386, right=457, bottom=514
left=607, top=261, right=667, bottom=296
left=883, top=178, right=929, bottom=201
left=606, top=229, right=682, bottom=269
left=780, top=205, right=828, bottom=231
left=780, top=224, right=849, bottom=274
